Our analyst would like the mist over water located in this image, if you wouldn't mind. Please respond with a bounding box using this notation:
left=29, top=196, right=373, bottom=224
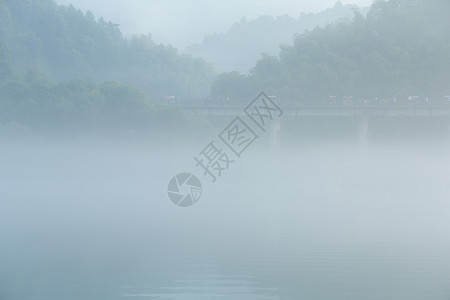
left=2, top=0, right=450, bottom=298
left=1, top=136, right=450, bottom=300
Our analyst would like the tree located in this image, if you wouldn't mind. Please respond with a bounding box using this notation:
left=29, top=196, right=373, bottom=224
left=211, top=0, right=450, bottom=103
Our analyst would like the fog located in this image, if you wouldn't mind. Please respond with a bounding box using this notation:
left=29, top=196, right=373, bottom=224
left=53, top=0, right=373, bottom=48
left=1, top=136, right=450, bottom=299
left=2, top=0, right=450, bottom=299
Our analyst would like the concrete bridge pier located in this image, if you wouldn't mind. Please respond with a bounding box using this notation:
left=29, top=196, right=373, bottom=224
left=269, top=119, right=281, bottom=151
left=448, top=119, right=450, bottom=139
left=358, top=117, right=369, bottom=145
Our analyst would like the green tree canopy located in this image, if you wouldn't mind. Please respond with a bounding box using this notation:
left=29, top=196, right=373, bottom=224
left=0, top=0, right=216, bottom=99
left=211, top=0, right=450, bottom=103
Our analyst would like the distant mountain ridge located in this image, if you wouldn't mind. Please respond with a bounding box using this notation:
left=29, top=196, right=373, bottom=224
left=0, top=0, right=216, bottom=99
left=210, top=0, right=450, bottom=103
left=0, top=0, right=216, bottom=134
left=186, top=2, right=369, bottom=73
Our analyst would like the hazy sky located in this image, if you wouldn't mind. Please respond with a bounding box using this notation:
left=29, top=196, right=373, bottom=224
left=55, top=0, right=374, bottom=49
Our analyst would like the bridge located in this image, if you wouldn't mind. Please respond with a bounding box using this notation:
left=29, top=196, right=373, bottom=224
left=182, top=104, right=450, bottom=117
left=182, top=104, right=450, bottom=145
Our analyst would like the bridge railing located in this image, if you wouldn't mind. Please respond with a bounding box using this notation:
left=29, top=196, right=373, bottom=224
left=165, top=98, right=450, bottom=108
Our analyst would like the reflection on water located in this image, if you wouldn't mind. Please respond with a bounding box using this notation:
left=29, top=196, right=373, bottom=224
left=0, top=139, right=450, bottom=300
left=115, top=245, right=450, bottom=300
left=120, top=274, right=280, bottom=299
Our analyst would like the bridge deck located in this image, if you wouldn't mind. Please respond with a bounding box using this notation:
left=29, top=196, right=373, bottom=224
left=182, top=105, right=450, bottom=117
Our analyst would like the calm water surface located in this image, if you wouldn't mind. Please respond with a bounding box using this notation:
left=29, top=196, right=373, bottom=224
left=1, top=139, right=449, bottom=299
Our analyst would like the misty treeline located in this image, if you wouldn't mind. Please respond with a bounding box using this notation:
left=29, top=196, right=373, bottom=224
left=1, top=0, right=450, bottom=135
left=213, top=0, right=450, bottom=102
left=0, top=0, right=213, bottom=134
left=186, top=2, right=368, bottom=73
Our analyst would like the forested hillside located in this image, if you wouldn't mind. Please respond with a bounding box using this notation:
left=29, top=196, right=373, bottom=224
left=0, top=0, right=215, bottom=135
left=2, top=0, right=450, bottom=135
left=186, top=2, right=367, bottom=73
left=0, top=0, right=215, bottom=99
left=211, top=0, right=450, bottom=103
